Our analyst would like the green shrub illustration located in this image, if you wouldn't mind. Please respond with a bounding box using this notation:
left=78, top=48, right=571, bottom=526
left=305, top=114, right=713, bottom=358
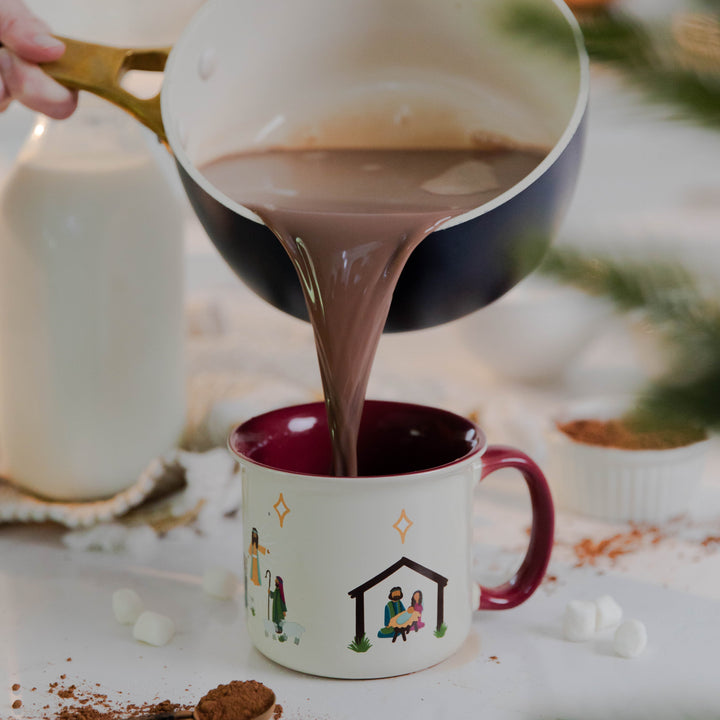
left=348, top=634, right=373, bottom=653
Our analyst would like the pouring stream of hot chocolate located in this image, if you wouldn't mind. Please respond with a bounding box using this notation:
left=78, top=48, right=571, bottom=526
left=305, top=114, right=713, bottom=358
left=200, top=147, right=545, bottom=475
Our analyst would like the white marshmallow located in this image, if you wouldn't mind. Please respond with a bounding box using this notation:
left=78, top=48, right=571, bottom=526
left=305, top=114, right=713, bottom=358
left=595, top=594, right=623, bottom=631
left=202, top=565, right=238, bottom=600
left=112, top=588, right=144, bottom=625
left=133, top=611, right=175, bottom=647
left=614, top=619, right=647, bottom=658
left=563, top=600, right=597, bottom=642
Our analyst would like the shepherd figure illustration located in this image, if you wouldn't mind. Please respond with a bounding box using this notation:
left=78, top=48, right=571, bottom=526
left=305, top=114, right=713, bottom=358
left=247, top=527, right=268, bottom=587
left=269, top=575, right=287, bottom=633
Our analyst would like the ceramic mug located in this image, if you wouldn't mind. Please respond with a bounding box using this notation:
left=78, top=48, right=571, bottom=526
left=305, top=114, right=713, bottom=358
left=229, top=400, right=554, bottom=678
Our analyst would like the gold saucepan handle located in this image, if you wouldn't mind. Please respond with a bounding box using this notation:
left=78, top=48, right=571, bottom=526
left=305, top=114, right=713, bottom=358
left=41, top=36, right=171, bottom=143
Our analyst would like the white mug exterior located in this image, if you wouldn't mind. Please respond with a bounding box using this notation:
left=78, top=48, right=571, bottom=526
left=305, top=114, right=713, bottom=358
left=240, top=452, right=484, bottom=679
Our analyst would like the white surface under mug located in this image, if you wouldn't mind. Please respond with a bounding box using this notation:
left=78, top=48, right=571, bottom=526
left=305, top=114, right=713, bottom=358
left=229, top=400, right=554, bottom=679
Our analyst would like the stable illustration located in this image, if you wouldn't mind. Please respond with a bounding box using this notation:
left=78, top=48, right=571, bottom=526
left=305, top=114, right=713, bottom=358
left=348, top=557, right=448, bottom=652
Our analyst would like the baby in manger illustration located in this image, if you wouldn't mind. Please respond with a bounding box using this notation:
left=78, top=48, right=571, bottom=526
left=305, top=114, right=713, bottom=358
left=377, top=586, right=424, bottom=642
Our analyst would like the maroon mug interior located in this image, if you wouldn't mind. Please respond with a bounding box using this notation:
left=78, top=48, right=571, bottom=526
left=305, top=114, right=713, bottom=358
left=229, top=400, right=483, bottom=477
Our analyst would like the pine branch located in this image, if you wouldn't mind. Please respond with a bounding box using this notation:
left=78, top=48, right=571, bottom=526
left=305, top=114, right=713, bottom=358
left=577, top=9, right=655, bottom=65
left=499, top=2, right=582, bottom=57
left=540, top=246, right=720, bottom=434
left=539, top=247, right=711, bottom=324
left=502, top=1, right=720, bottom=128
left=633, top=367, right=720, bottom=434
left=582, top=9, right=720, bottom=128
left=698, top=0, right=720, bottom=12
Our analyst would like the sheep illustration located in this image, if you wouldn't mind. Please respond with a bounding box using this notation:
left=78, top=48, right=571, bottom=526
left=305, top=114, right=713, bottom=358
left=281, top=621, right=306, bottom=645
left=263, top=619, right=277, bottom=639
left=262, top=619, right=305, bottom=645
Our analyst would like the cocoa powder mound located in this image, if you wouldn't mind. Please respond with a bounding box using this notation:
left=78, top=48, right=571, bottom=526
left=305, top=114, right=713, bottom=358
left=195, top=681, right=274, bottom=720
left=558, top=418, right=705, bottom=450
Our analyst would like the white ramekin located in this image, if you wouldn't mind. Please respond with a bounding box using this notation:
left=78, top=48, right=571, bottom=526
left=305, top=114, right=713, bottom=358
left=546, top=400, right=710, bottom=523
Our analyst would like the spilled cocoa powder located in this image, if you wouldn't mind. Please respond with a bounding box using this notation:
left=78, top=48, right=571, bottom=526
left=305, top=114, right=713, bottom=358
left=11, top=676, right=281, bottom=720
left=560, top=516, right=720, bottom=570
left=557, top=418, right=706, bottom=451
left=571, top=525, right=665, bottom=567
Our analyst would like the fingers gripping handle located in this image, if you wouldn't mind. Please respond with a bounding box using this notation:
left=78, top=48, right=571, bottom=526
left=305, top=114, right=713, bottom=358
left=40, top=36, right=170, bottom=142
left=476, top=445, right=554, bottom=610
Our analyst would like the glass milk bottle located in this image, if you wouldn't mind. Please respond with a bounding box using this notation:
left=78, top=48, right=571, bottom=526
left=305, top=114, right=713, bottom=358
left=0, top=97, right=186, bottom=501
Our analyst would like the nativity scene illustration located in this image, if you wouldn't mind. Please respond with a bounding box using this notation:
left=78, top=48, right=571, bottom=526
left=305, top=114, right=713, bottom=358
left=348, top=557, right=448, bottom=652
left=377, top=586, right=426, bottom=641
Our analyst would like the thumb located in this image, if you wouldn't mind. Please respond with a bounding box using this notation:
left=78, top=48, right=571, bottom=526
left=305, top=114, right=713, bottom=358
left=0, top=0, right=65, bottom=62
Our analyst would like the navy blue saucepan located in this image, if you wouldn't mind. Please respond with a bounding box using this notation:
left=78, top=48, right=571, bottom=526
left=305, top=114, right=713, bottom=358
left=44, top=0, right=588, bottom=331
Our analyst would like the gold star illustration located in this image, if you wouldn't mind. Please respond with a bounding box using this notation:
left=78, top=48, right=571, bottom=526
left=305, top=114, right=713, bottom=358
left=393, top=508, right=413, bottom=544
left=274, top=493, right=290, bottom=528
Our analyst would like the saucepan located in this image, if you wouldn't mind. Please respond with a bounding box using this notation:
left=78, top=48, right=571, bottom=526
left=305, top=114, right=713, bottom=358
left=43, top=0, right=589, bottom=331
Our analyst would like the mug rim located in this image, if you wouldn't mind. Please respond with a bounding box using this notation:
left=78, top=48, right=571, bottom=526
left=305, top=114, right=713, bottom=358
left=228, top=399, right=488, bottom=482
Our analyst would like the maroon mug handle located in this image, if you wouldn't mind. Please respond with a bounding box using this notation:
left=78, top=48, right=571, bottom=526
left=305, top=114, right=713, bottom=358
left=476, top=445, right=554, bottom=611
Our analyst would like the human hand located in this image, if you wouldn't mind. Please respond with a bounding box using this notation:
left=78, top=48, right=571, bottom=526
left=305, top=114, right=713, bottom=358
left=0, top=0, right=77, bottom=117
